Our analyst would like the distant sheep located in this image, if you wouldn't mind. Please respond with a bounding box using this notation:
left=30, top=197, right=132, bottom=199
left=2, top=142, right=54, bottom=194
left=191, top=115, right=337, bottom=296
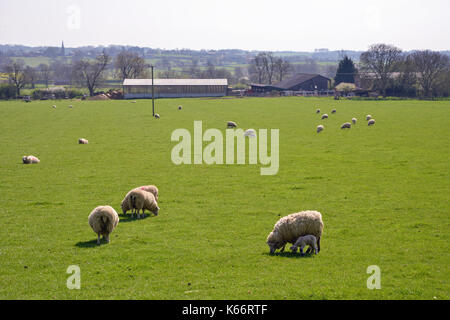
left=178, top=105, right=182, bottom=110
left=321, top=114, right=328, bottom=120
left=78, top=138, right=88, bottom=144
left=331, top=109, right=336, bottom=114
left=127, top=188, right=159, bottom=219
left=352, top=118, right=357, bottom=124
left=244, top=129, right=256, bottom=137
left=290, top=234, right=318, bottom=255
left=366, top=115, right=372, bottom=121
left=88, top=205, right=119, bottom=245
left=266, top=210, right=324, bottom=254
left=317, top=125, right=324, bottom=133
left=22, top=155, right=40, bottom=164
left=368, top=119, right=376, bottom=126
left=131, top=101, right=137, bottom=103
left=341, top=122, right=351, bottom=129
left=316, top=109, right=320, bottom=114
left=52, top=105, right=56, bottom=109
left=69, top=105, right=73, bottom=108
left=227, top=121, right=237, bottom=128
left=155, top=113, right=160, bottom=119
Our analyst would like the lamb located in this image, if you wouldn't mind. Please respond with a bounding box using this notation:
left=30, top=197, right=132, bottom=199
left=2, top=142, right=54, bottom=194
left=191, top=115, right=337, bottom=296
left=316, top=125, right=324, bottom=133
left=290, top=234, right=318, bottom=255
left=88, top=205, right=119, bottom=245
left=341, top=122, right=351, bottom=129
left=368, top=119, right=376, bottom=126
left=266, top=210, right=324, bottom=254
left=121, top=185, right=159, bottom=217
left=366, top=115, right=372, bottom=121
left=331, top=109, right=336, bottom=114
left=321, top=114, right=328, bottom=120
left=244, top=129, right=256, bottom=137
left=154, top=113, right=160, bottom=119
left=352, top=118, right=357, bottom=124
left=78, top=138, right=88, bottom=144
left=227, top=121, right=237, bottom=128
left=22, top=155, right=40, bottom=164
left=127, top=188, right=159, bottom=219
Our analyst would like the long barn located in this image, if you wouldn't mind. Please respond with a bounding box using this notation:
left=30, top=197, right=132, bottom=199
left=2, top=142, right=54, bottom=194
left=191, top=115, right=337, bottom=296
left=123, top=79, right=228, bottom=99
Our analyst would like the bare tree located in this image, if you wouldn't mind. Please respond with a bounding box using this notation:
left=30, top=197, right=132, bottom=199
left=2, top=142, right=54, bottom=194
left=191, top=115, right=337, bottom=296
left=411, top=50, right=449, bottom=98
left=24, top=66, right=37, bottom=89
left=262, top=52, right=276, bottom=84
left=38, top=63, right=51, bottom=88
left=274, top=58, right=291, bottom=82
left=4, top=59, right=28, bottom=96
left=114, top=51, right=148, bottom=81
left=360, top=44, right=402, bottom=97
left=73, top=52, right=110, bottom=96
left=250, top=53, right=266, bottom=84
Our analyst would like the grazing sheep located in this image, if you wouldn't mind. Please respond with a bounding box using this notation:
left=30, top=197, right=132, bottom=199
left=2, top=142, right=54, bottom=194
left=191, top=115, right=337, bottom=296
left=22, top=155, right=40, bottom=164
left=121, top=186, right=159, bottom=216
left=368, top=119, right=376, bottom=126
left=266, top=210, right=324, bottom=254
left=78, top=138, right=88, bottom=144
left=88, top=205, right=119, bottom=245
left=244, top=129, right=256, bottom=137
left=316, top=109, right=320, bottom=114
left=154, top=113, right=160, bottom=119
left=131, top=101, right=137, bottom=103
left=227, top=121, right=237, bottom=128
left=316, top=125, right=324, bottom=133
left=69, top=105, right=73, bottom=108
left=290, top=234, right=318, bottom=255
left=178, top=105, right=182, bottom=110
left=52, top=105, right=56, bottom=109
left=321, top=114, right=328, bottom=120
left=341, top=122, right=351, bottom=129
left=352, top=118, right=357, bottom=124
left=331, top=109, right=336, bottom=114
left=366, top=115, right=372, bottom=121
left=127, top=188, right=159, bottom=219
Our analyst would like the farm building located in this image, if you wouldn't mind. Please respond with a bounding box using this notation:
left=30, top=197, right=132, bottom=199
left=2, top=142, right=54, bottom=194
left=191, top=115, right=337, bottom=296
left=250, top=73, right=331, bottom=93
left=123, top=79, right=228, bottom=99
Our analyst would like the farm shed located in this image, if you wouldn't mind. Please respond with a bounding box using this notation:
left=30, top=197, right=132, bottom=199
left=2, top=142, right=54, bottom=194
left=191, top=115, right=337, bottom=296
left=123, top=79, right=228, bottom=99
left=250, top=73, right=331, bottom=93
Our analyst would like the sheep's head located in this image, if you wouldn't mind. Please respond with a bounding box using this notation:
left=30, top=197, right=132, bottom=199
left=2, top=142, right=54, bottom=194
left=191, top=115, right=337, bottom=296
left=267, top=231, right=284, bottom=254
left=22, top=156, right=28, bottom=163
left=151, top=204, right=159, bottom=216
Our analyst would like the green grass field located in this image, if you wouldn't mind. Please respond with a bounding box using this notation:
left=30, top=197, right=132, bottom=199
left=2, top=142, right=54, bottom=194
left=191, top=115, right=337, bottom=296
left=0, top=97, right=448, bottom=300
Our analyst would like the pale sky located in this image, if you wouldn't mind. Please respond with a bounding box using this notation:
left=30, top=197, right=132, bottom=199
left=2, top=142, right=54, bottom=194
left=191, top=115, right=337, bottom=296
left=0, top=0, right=449, bottom=51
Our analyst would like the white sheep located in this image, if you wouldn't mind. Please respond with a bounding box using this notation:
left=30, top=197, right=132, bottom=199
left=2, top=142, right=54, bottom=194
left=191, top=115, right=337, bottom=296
left=121, top=185, right=159, bottom=216
left=368, top=119, right=376, bottom=126
left=244, top=129, right=256, bottom=137
left=127, top=188, right=159, bottom=219
left=52, top=105, right=56, bottom=109
left=131, top=101, right=137, bottom=103
left=78, top=138, right=88, bottom=144
left=341, top=122, right=351, bottom=129
left=267, top=210, right=324, bottom=254
left=155, top=113, right=160, bottom=119
left=317, top=125, right=324, bottom=133
left=321, top=114, right=328, bottom=120
left=352, top=118, right=357, bottom=124
left=227, top=121, right=237, bottom=128
left=22, top=155, right=40, bottom=164
left=366, top=115, right=372, bottom=121
left=290, top=234, right=318, bottom=255
left=88, top=205, right=119, bottom=245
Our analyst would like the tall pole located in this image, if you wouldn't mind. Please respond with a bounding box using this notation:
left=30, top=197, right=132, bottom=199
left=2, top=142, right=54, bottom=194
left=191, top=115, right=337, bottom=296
left=151, top=65, right=155, bottom=117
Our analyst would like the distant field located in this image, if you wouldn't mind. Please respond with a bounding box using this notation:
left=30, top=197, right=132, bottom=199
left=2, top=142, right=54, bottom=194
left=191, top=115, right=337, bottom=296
left=0, top=97, right=448, bottom=299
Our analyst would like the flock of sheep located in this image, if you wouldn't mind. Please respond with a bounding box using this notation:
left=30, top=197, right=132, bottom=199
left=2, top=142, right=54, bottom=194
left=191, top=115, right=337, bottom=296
left=22, top=100, right=328, bottom=256
left=316, top=107, right=376, bottom=133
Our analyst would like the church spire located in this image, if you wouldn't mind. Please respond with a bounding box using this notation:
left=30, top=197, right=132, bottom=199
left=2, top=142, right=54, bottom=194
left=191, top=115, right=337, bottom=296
left=61, top=41, right=65, bottom=56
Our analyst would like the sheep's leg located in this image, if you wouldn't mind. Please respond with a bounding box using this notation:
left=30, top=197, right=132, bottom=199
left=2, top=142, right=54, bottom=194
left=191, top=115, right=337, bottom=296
left=105, top=234, right=110, bottom=244
left=137, top=209, right=141, bottom=219
left=306, top=246, right=312, bottom=254
left=280, top=244, right=286, bottom=252
left=299, top=244, right=305, bottom=256
left=142, top=209, right=146, bottom=218
left=97, top=234, right=101, bottom=245
left=317, top=237, right=321, bottom=253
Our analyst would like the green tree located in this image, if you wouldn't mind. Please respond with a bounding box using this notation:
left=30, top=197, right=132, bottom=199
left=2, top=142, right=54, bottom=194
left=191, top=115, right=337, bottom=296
left=334, top=56, right=357, bottom=85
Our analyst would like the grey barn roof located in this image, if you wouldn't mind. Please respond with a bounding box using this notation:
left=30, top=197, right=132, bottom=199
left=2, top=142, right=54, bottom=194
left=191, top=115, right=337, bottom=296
left=123, top=79, right=228, bottom=86
left=272, top=73, right=330, bottom=90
